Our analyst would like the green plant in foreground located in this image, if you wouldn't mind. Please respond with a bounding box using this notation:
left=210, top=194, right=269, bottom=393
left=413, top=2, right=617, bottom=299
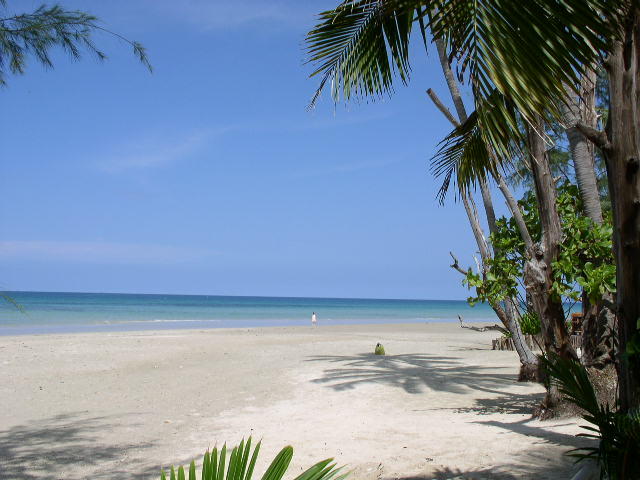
left=374, top=343, right=385, bottom=355
left=160, top=437, right=348, bottom=480
left=544, top=355, right=640, bottom=479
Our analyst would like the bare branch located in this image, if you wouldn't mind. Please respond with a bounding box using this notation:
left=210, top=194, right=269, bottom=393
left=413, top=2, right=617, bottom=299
left=426, top=88, right=459, bottom=127
left=449, top=251, right=467, bottom=275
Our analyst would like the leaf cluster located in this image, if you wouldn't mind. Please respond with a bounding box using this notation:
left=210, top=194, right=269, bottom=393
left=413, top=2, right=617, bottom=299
left=551, top=184, right=615, bottom=303
left=462, top=183, right=615, bottom=309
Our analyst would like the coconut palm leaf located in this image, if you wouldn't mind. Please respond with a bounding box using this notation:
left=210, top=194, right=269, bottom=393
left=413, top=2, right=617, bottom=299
left=306, top=0, right=626, bottom=177
left=306, top=0, right=419, bottom=108
left=429, top=0, right=623, bottom=161
left=544, top=355, right=640, bottom=477
left=161, top=437, right=347, bottom=480
left=430, top=90, right=522, bottom=201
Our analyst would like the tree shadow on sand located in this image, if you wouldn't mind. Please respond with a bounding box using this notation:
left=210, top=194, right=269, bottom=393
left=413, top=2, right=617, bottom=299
left=305, top=353, right=518, bottom=396
left=306, top=352, right=595, bottom=461
left=0, top=412, right=157, bottom=480
left=396, top=447, right=598, bottom=480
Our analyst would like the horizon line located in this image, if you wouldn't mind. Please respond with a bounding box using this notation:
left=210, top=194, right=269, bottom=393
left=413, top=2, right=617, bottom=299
left=1, top=289, right=471, bottom=303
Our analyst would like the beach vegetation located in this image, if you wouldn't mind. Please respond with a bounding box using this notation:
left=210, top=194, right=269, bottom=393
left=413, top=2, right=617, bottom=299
left=518, top=312, right=541, bottom=337
left=463, top=184, right=615, bottom=317
left=160, top=437, right=347, bottom=480
left=545, top=355, right=640, bottom=478
left=374, top=343, right=385, bottom=355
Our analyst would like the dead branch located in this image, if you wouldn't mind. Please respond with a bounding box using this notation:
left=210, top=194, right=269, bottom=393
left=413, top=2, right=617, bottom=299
left=449, top=251, right=467, bottom=275
left=458, top=315, right=509, bottom=335
left=426, top=88, right=460, bottom=127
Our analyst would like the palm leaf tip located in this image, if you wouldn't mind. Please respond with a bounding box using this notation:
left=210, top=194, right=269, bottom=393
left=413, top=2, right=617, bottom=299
left=305, top=0, right=416, bottom=109
left=430, top=110, right=494, bottom=203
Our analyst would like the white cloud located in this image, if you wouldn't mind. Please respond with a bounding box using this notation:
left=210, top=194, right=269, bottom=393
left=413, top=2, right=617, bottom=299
left=0, top=241, right=219, bottom=265
left=99, top=127, right=232, bottom=173
left=289, top=157, right=404, bottom=179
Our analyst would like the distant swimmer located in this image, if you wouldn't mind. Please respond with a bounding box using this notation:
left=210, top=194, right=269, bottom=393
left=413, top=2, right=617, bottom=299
left=311, top=311, right=317, bottom=327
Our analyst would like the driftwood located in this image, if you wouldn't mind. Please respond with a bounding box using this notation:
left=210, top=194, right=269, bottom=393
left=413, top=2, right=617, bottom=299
left=458, top=315, right=509, bottom=335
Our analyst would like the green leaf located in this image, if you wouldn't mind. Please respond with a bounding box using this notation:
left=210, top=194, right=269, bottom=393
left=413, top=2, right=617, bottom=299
left=245, top=440, right=261, bottom=480
left=211, top=447, right=218, bottom=480
left=261, top=446, right=293, bottom=480
left=218, top=444, right=227, bottom=480
left=203, top=451, right=210, bottom=480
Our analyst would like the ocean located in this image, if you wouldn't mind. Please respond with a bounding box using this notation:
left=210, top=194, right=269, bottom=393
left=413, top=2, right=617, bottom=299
left=0, top=291, right=497, bottom=335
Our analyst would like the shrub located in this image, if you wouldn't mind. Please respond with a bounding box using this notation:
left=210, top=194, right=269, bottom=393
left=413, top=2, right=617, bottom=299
left=374, top=343, right=385, bottom=355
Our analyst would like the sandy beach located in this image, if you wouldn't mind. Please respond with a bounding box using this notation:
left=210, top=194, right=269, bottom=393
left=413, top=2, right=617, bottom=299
left=0, top=323, right=586, bottom=480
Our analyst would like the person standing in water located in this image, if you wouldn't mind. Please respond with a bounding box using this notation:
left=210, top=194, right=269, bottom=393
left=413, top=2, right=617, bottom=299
left=311, top=312, right=317, bottom=327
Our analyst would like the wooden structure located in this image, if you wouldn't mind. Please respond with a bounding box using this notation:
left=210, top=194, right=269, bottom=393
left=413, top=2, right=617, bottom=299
left=492, top=333, right=583, bottom=356
left=571, top=312, right=584, bottom=334
left=492, top=334, right=542, bottom=351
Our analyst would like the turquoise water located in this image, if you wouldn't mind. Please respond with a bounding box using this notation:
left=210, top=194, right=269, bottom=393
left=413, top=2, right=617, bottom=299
left=0, top=291, right=497, bottom=335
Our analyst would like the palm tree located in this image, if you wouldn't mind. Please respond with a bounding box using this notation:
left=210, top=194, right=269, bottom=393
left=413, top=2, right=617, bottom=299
left=305, top=0, right=638, bottom=412
left=430, top=37, right=539, bottom=380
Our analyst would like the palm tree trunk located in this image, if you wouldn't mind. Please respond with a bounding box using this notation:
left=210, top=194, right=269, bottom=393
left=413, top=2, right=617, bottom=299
left=434, top=37, right=538, bottom=379
left=564, top=72, right=604, bottom=224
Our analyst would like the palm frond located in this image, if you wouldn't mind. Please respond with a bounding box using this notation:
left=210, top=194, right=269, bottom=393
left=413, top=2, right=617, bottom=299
left=430, top=91, right=518, bottom=203
left=543, top=354, right=602, bottom=417
left=431, top=110, right=489, bottom=203
left=162, top=437, right=347, bottom=480
left=306, top=0, right=418, bottom=108
left=429, top=0, right=624, bottom=161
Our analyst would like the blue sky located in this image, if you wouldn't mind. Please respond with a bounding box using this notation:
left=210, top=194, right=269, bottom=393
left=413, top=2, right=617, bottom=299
left=0, top=0, right=510, bottom=299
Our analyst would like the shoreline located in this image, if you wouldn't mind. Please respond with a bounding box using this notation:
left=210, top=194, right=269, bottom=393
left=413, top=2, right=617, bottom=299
left=0, top=322, right=583, bottom=479
left=0, top=318, right=494, bottom=337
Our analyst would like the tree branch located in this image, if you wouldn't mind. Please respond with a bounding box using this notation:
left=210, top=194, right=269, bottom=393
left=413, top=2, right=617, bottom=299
left=458, top=315, right=509, bottom=335
left=449, top=251, right=467, bottom=275
left=576, top=122, right=610, bottom=150
left=426, top=88, right=460, bottom=127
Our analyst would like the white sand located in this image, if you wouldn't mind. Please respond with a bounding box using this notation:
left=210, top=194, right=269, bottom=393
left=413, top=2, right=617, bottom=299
left=0, top=323, right=587, bottom=479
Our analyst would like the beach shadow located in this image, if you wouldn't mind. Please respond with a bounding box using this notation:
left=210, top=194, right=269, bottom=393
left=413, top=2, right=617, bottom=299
left=0, top=412, right=157, bottom=480
left=306, top=353, right=515, bottom=395
left=395, top=448, right=593, bottom=479
left=473, top=417, right=592, bottom=450
left=451, top=391, right=545, bottom=415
